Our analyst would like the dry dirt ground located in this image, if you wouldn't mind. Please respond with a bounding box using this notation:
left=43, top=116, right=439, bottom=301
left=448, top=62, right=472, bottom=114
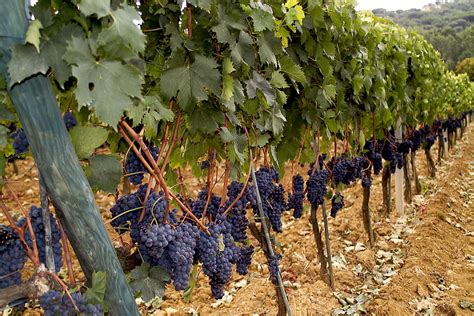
left=1, top=125, right=473, bottom=316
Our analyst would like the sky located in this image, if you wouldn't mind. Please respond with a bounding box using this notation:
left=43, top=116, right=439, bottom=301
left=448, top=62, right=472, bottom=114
left=356, top=0, right=437, bottom=11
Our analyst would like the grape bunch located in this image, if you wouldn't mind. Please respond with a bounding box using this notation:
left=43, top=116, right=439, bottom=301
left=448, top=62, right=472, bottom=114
left=424, top=135, right=436, bottom=150
left=409, top=130, right=422, bottom=152
left=248, top=167, right=285, bottom=233
left=397, top=141, right=412, bottom=155
left=287, top=174, right=304, bottom=219
left=11, top=129, right=29, bottom=155
left=0, top=225, right=27, bottom=289
left=330, top=157, right=351, bottom=186
left=389, top=152, right=404, bottom=174
left=267, top=253, right=282, bottom=285
left=167, top=222, right=200, bottom=290
left=306, top=170, right=329, bottom=209
left=225, top=181, right=249, bottom=243
left=17, top=206, right=63, bottom=272
left=191, top=188, right=222, bottom=220
left=196, top=216, right=240, bottom=299
left=361, top=173, right=372, bottom=188
left=124, top=142, right=159, bottom=185
left=109, top=185, right=147, bottom=234
left=366, top=140, right=383, bottom=174
left=236, top=245, right=254, bottom=275
left=372, top=153, right=383, bottom=175
left=382, top=139, right=396, bottom=162
left=330, top=193, right=344, bottom=218
left=62, top=111, right=77, bottom=130
left=40, top=290, right=103, bottom=316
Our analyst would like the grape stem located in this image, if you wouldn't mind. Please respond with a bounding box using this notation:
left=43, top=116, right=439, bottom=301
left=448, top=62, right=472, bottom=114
left=56, top=218, right=75, bottom=285
left=177, top=167, right=193, bottom=211
left=160, top=112, right=181, bottom=173
left=118, top=122, right=209, bottom=233
left=222, top=152, right=253, bottom=216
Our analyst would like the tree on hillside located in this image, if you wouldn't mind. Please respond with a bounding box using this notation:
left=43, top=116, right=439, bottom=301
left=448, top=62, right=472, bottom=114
left=456, top=57, right=474, bottom=81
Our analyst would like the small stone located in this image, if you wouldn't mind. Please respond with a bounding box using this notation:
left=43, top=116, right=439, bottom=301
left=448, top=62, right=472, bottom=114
left=417, top=284, right=429, bottom=297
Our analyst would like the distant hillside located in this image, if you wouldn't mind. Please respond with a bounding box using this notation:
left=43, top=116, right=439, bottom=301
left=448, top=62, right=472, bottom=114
left=372, top=1, right=474, bottom=69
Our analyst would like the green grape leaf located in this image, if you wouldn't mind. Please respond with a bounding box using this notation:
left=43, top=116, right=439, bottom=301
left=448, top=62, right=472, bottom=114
left=8, top=24, right=81, bottom=88
left=25, top=20, right=43, bottom=53
left=323, top=84, right=336, bottom=100
left=212, top=22, right=233, bottom=44
left=245, top=71, right=275, bottom=106
left=317, top=55, right=332, bottom=77
left=249, top=9, right=274, bottom=32
left=0, top=125, right=8, bottom=150
left=222, top=57, right=235, bottom=101
left=271, top=71, right=289, bottom=89
left=280, top=56, right=307, bottom=84
left=0, top=103, right=16, bottom=121
left=78, top=0, right=110, bottom=18
left=128, top=263, right=170, bottom=303
left=69, top=124, right=109, bottom=160
left=8, top=45, right=49, bottom=87
left=160, top=55, right=220, bottom=112
left=322, top=40, right=336, bottom=59
left=64, top=36, right=143, bottom=127
left=353, top=74, right=363, bottom=95
left=231, top=31, right=255, bottom=67
left=189, top=106, right=225, bottom=134
left=97, top=4, right=146, bottom=53
left=257, top=32, right=279, bottom=66
left=86, top=154, right=122, bottom=193
left=85, top=271, right=108, bottom=312
left=188, top=0, right=211, bottom=11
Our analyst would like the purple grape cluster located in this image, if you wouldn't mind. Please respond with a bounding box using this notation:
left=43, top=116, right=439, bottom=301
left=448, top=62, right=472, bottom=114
left=306, top=170, right=329, bottom=209
left=196, top=216, right=240, bottom=298
left=0, top=225, right=27, bottom=289
left=409, top=130, right=422, bottom=151
left=167, top=222, right=200, bottom=290
left=330, top=157, right=351, bottom=186
left=191, top=188, right=222, bottom=220
left=236, top=245, right=254, bottom=275
left=40, top=290, right=103, bottom=316
left=62, top=111, right=77, bottom=130
left=267, top=253, right=282, bottom=285
left=362, top=174, right=372, bottom=188
left=225, top=181, right=249, bottom=243
left=110, top=185, right=147, bottom=234
left=287, top=174, right=304, bottom=219
left=397, top=141, right=412, bottom=155
left=424, top=135, right=436, bottom=150
left=11, top=129, right=29, bottom=155
left=248, top=167, right=286, bottom=233
left=330, top=192, right=344, bottom=218
left=124, top=142, right=159, bottom=185
left=17, top=206, right=63, bottom=272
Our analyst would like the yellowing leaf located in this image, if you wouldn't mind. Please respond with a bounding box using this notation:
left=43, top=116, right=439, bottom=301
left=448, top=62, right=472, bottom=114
left=285, top=0, right=298, bottom=9
left=25, top=20, right=43, bottom=53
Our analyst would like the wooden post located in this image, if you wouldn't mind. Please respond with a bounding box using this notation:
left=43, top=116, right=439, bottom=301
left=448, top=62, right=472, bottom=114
left=395, top=118, right=404, bottom=216
left=0, top=2, right=139, bottom=315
